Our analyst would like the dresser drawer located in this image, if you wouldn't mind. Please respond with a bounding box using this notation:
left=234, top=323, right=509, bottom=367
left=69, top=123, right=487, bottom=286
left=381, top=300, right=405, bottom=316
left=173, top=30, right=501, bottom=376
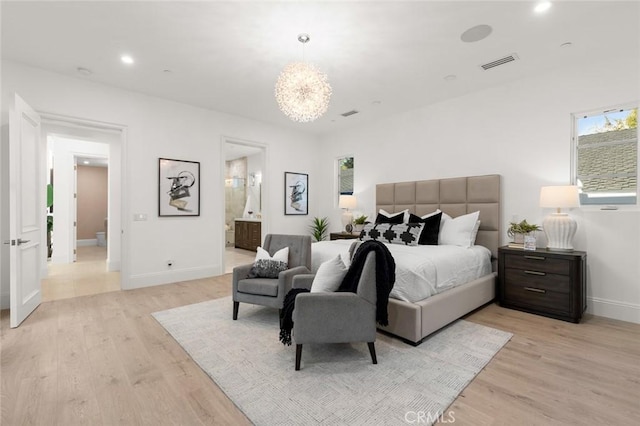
left=503, top=253, right=571, bottom=275
left=504, top=268, right=571, bottom=293
left=504, top=284, right=570, bottom=313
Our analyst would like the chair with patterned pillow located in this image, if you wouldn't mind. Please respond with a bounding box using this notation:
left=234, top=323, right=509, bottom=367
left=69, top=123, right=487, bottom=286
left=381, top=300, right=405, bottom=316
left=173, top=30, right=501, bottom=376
left=232, top=234, right=312, bottom=320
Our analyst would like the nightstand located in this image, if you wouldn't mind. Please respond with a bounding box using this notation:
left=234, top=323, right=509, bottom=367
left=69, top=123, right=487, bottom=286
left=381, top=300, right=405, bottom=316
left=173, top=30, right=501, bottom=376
left=498, top=246, right=587, bottom=323
left=329, top=232, right=360, bottom=241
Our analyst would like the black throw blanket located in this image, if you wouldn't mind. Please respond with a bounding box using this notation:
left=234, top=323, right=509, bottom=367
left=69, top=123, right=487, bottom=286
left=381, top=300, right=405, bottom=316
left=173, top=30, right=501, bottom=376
left=279, top=240, right=396, bottom=345
left=279, top=288, right=309, bottom=346
left=337, top=240, right=396, bottom=326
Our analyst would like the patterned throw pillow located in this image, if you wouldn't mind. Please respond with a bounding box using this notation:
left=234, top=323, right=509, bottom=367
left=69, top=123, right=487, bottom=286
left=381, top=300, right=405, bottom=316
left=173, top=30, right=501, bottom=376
left=359, top=222, right=424, bottom=246
left=247, top=246, right=289, bottom=278
left=248, top=259, right=288, bottom=279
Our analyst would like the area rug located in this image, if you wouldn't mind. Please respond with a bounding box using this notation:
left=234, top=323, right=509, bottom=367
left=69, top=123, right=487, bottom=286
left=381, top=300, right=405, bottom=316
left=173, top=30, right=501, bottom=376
left=153, top=297, right=512, bottom=425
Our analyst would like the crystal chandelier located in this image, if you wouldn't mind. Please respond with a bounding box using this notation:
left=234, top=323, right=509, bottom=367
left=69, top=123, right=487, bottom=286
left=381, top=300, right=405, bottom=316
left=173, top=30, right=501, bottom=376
left=275, top=34, right=332, bottom=123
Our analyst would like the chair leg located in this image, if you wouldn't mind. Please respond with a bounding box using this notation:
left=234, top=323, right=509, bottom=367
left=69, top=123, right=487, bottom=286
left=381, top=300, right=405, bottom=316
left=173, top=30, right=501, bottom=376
left=295, top=344, right=302, bottom=371
left=367, top=342, right=377, bottom=365
left=233, top=301, right=239, bottom=320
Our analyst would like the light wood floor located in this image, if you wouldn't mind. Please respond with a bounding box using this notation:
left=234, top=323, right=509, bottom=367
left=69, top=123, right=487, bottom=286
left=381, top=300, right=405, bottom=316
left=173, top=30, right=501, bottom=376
left=41, top=246, right=254, bottom=303
left=42, top=246, right=120, bottom=302
left=1, top=276, right=639, bottom=425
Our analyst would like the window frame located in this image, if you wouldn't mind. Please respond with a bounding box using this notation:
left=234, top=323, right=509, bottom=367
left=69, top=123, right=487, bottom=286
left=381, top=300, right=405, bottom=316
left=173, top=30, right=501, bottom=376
left=571, top=103, right=638, bottom=206
left=336, top=155, right=354, bottom=205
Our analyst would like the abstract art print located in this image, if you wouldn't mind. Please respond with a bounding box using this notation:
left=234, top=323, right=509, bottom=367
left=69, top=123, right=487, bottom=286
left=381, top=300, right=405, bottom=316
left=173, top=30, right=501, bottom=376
left=284, top=172, right=308, bottom=215
left=159, top=158, right=200, bottom=216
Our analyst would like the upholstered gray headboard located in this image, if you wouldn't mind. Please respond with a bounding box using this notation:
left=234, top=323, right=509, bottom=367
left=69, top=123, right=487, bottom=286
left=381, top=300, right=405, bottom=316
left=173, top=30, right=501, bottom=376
left=376, top=174, right=501, bottom=259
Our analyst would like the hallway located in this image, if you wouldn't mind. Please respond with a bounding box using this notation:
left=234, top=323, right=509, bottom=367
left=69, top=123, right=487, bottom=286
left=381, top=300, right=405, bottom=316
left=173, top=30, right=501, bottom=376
left=42, top=246, right=120, bottom=302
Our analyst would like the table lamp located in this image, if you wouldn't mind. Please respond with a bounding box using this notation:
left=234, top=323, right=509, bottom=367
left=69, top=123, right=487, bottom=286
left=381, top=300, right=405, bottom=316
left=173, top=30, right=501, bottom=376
left=539, top=185, right=580, bottom=251
left=338, top=195, right=357, bottom=233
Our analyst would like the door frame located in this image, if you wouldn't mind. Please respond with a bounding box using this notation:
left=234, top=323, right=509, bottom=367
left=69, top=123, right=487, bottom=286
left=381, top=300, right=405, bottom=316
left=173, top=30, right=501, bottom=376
left=39, top=112, right=129, bottom=287
left=220, top=136, right=268, bottom=273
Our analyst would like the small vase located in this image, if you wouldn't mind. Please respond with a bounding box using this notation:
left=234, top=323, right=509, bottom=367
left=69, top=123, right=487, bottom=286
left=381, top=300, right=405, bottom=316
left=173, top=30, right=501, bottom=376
left=514, top=233, right=526, bottom=244
left=353, top=224, right=364, bottom=233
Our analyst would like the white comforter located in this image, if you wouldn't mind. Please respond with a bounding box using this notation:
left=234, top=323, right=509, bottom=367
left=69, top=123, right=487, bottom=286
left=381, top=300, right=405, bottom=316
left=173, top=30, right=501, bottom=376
left=311, top=240, right=492, bottom=303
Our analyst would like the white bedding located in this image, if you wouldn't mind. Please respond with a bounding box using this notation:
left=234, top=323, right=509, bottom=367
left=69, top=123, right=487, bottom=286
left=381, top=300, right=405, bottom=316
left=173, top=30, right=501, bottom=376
left=311, top=240, right=492, bottom=303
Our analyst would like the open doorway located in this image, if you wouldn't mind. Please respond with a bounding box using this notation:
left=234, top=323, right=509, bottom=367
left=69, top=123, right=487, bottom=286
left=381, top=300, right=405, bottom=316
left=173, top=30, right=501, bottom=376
left=40, top=117, right=125, bottom=301
left=222, top=138, right=266, bottom=273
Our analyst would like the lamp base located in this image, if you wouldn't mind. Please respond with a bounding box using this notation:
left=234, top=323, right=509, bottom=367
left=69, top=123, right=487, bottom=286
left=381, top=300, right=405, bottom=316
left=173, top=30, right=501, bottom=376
left=543, top=213, right=577, bottom=252
left=341, top=211, right=353, bottom=233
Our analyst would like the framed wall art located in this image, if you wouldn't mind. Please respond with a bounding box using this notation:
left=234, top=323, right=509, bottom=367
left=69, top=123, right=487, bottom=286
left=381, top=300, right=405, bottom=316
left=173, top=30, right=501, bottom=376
left=159, top=158, right=200, bottom=216
left=284, top=172, right=308, bottom=215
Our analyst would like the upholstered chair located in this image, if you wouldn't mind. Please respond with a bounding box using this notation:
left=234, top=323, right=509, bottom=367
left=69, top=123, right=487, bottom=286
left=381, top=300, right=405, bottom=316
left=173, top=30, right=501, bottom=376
left=232, top=234, right=312, bottom=320
left=291, top=251, right=378, bottom=370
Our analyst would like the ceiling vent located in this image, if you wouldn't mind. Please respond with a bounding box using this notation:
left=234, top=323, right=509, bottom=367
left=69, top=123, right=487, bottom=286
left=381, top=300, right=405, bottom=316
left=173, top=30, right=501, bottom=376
left=340, top=110, right=359, bottom=117
left=480, top=53, right=519, bottom=71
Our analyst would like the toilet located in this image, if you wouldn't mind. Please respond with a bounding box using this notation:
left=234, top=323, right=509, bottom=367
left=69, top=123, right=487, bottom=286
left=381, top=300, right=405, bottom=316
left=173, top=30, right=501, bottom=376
left=96, top=231, right=107, bottom=247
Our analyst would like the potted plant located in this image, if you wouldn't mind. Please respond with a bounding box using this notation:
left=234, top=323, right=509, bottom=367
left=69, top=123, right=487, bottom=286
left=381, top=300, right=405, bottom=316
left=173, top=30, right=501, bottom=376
left=507, top=219, right=541, bottom=244
left=352, top=214, right=368, bottom=233
left=309, top=217, right=329, bottom=242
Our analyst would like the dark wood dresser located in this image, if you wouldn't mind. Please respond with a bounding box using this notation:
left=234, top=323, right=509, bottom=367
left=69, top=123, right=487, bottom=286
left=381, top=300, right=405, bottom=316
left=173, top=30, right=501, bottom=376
left=498, top=246, right=587, bottom=323
left=329, top=232, right=360, bottom=241
left=235, top=220, right=261, bottom=252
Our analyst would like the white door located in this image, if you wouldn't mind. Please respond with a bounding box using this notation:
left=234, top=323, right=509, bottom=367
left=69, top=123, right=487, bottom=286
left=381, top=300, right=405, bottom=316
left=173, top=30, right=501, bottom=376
left=73, top=159, right=77, bottom=262
left=9, top=94, right=43, bottom=328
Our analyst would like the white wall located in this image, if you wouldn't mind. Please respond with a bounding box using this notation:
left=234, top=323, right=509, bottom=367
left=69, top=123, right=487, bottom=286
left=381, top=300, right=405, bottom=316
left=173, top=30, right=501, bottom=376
left=318, top=55, right=640, bottom=323
left=246, top=152, right=263, bottom=215
left=1, top=60, right=320, bottom=297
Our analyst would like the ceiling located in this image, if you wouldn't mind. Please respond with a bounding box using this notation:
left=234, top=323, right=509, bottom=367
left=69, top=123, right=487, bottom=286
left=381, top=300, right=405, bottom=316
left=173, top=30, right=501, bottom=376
left=2, top=1, right=638, bottom=135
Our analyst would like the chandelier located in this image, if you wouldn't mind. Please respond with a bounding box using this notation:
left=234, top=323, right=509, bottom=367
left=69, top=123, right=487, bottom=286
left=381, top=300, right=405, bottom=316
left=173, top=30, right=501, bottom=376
left=275, top=34, right=332, bottom=123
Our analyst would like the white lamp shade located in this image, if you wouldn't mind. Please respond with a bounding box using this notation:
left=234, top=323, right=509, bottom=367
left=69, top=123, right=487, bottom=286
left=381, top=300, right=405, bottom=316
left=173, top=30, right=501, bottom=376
left=338, top=195, right=357, bottom=210
left=540, top=185, right=580, bottom=209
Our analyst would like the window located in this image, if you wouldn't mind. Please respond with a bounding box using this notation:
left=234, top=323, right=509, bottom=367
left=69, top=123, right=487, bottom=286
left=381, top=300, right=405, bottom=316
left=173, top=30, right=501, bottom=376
left=337, top=156, right=354, bottom=199
left=572, top=105, right=638, bottom=205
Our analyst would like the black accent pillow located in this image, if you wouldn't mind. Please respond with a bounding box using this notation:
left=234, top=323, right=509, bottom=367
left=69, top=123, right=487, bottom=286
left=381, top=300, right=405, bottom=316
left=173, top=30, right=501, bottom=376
left=408, top=212, right=442, bottom=245
left=359, top=222, right=424, bottom=246
left=375, top=211, right=405, bottom=224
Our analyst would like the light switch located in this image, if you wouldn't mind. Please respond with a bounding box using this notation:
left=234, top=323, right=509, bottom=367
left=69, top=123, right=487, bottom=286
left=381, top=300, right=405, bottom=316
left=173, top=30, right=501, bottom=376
left=134, top=213, right=147, bottom=221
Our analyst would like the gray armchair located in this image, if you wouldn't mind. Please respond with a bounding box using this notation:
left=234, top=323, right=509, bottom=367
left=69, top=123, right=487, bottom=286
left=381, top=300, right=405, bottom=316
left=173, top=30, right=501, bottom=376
left=291, top=251, right=378, bottom=370
left=233, top=234, right=312, bottom=320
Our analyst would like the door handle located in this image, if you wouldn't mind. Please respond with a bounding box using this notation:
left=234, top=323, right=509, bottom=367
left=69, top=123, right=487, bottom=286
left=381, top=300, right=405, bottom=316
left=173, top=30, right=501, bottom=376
left=17, top=238, right=30, bottom=245
left=3, top=240, right=16, bottom=246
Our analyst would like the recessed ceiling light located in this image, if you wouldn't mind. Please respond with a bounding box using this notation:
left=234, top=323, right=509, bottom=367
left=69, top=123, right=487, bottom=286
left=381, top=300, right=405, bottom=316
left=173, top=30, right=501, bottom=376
left=534, top=1, right=552, bottom=13
left=121, top=55, right=134, bottom=65
left=83, top=160, right=90, bottom=165
left=444, top=74, right=457, bottom=81
left=460, top=25, right=493, bottom=43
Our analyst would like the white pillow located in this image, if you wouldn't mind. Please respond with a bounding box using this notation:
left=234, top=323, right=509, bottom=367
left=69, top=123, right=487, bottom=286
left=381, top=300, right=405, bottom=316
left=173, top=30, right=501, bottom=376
left=438, top=211, right=481, bottom=248
left=378, top=208, right=410, bottom=223
left=310, top=255, right=348, bottom=293
left=255, top=246, right=289, bottom=263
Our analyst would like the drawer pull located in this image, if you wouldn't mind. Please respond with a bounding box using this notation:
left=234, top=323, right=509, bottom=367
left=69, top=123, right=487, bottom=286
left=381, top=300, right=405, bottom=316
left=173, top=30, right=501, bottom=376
left=524, top=255, right=546, bottom=260
left=524, top=270, right=546, bottom=276
left=524, top=287, right=546, bottom=294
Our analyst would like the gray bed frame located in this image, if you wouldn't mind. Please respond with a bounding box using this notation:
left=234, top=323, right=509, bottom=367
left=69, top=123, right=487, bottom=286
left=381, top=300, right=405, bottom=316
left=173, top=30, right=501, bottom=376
left=375, top=174, right=501, bottom=345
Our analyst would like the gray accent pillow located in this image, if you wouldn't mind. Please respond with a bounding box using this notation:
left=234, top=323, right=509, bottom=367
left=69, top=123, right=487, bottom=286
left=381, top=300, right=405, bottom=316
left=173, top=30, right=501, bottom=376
left=248, top=259, right=288, bottom=278
left=359, top=222, right=424, bottom=246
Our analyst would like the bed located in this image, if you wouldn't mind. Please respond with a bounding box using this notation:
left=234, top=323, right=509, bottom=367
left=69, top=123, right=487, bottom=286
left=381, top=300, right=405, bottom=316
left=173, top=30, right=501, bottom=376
left=314, top=174, right=501, bottom=345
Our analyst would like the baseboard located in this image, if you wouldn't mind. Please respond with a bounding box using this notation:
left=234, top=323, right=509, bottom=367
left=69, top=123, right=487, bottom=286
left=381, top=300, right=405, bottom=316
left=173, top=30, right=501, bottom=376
left=77, top=239, right=97, bottom=247
left=107, top=259, right=120, bottom=272
left=125, top=265, right=221, bottom=290
left=587, top=297, right=640, bottom=324
left=0, top=291, right=8, bottom=310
